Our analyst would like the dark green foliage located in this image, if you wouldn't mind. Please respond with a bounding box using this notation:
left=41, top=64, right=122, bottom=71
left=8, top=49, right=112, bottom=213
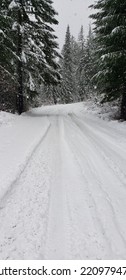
left=60, top=25, right=75, bottom=103
left=0, top=68, right=17, bottom=113
left=76, top=25, right=86, bottom=101
left=76, top=25, right=96, bottom=100
left=0, top=0, right=60, bottom=113
left=90, top=0, right=126, bottom=119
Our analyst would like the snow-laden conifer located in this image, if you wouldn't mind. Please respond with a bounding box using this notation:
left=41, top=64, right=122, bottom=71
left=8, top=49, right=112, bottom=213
left=0, top=0, right=60, bottom=113
left=90, top=0, right=126, bottom=119
left=60, top=25, right=75, bottom=103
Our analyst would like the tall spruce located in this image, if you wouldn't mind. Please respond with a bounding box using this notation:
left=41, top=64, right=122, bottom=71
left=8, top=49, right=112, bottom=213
left=0, top=0, right=60, bottom=114
left=90, top=0, right=126, bottom=119
left=76, top=25, right=86, bottom=101
left=60, top=25, right=75, bottom=103
left=84, top=25, right=96, bottom=96
left=76, top=25, right=95, bottom=100
left=70, top=35, right=79, bottom=101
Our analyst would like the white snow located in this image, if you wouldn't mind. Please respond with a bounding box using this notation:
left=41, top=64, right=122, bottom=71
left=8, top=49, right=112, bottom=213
left=21, top=50, right=27, bottom=63
left=111, top=26, right=123, bottom=34
left=12, top=22, right=17, bottom=31
left=0, top=111, right=17, bottom=127
left=29, top=73, right=35, bottom=91
left=0, top=29, right=4, bottom=34
left=28, top=13, right=37, bottom=23
left=0, top=102, right=126, bottom=260
left=8, top=0, right=19, bottom=10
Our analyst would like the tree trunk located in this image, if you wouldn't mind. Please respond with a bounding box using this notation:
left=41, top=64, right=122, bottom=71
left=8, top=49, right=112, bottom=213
left=121, top=92, right=126, bottom=120
left=52, top=86, right=57, bottom=104
left=17, top=5, right=23, bottom=115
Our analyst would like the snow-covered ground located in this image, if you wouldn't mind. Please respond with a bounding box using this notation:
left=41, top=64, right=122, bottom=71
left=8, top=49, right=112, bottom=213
left=0, top=102, right=126, bottom=260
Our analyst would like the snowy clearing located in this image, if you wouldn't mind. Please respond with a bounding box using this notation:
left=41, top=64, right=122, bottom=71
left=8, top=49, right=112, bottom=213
left=0, top=102, right=126, bottom=260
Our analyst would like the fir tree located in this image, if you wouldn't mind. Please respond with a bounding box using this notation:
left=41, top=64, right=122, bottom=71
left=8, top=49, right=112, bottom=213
left=76, top=25, right=95, bottom=100
left=70, top=35, right=79, bottom=101
left=60, top=25, right=75, bottom=103
left=84, top=25, right=96, bottom=96
left=0, top=0, right=60, bottom=114
left=90, top=0, right=126, bottom=119
left=76, top=25, right=86, bottom=101
left=78, top=25, right=84, bottom=50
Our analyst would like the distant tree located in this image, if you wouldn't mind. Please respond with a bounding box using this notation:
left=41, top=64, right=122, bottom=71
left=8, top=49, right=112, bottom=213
left=78, top=25, right=84, bottom=50
left=90, top=0, right=126, bottom=119
left=70, top=35, right=79, bottom=101
left=51, top=25, right=96, bottom=105
left=84, top=24, right=96, bottom=96
left=76, top=25, right=86, bottom=101
left=76, top=25, right=96, bottom=100
left=60, top=25, right=75, bottom=103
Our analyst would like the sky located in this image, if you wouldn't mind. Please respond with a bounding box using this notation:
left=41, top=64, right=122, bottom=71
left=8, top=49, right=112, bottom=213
left=52, top=0, right=94, bottom=49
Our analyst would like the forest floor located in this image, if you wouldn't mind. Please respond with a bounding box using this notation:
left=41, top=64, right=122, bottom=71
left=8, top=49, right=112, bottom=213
left=0, top=102, right=126, bottom=260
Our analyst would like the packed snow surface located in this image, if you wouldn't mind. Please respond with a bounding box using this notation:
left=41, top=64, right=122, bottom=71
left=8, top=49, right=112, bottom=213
left=0, top=102, right=126, bottom=260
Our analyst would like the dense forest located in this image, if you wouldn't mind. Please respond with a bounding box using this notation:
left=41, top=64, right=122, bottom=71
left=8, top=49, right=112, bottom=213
left=0, top=0, right=126, bottom=119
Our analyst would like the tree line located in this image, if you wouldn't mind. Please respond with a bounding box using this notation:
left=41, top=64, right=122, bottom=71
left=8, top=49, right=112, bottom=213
left=0, top=0, right=126, bottom=120
left=46, top=24, right=96, bottom=105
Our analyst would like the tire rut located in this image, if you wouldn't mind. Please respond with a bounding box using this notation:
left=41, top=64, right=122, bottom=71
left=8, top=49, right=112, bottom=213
left=63, top=115, right=126, bottom=258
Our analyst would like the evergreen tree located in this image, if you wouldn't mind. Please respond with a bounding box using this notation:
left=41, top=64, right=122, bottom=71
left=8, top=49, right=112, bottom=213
left=84, top=25, right=96, bottom=96
left=90, top=0, right=126, bottom=119
left=60, top=25, right=75, bottom=103
left=76, top=25, right=86, bottom=101
left=78, top=25, right=84, bottom=50
left=76, top=25, right=95, bottom=100
left=0, top=0, right=60, bottom=114
left=70, top=35, right=79, bottom=101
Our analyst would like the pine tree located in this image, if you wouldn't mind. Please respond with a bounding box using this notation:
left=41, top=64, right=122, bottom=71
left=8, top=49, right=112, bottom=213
left=84, top=25, right=96, bottom=96
left=70, top=35, right=79, bottom=101
left=90, top=0, right=126, bottom=119
left=60, top=25, right=75, bottom=103
left=78, top=25, right=84, bottom=50
left=76, top=25, right=86, bottom=101
left=76, top=25, right=95, bottom=100
left=0, top=0, right=60, bottom=114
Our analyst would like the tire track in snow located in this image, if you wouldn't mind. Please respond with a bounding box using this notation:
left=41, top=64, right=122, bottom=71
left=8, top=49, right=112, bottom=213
left=43, top=117, right=71, bottom=259
left=78, top=111, right=126, bottom=143
left=70, top=114, right=126, bottom=252
left=63, top=117, right=114, bottom=258
left=0, top=121, right=52, bottom=259
left=0, top=122, right=51, bottom=204
left=71, top=114, right=126, bottom=201
left=45, top=116, right=110, bottom=259
left=1, top=110, right=126, bottom=260
left=74, top=114, right=126, bottom=188
left=73, top=113, right=126, bottom=162
left=46, top=116, right=113, bottom=259
left=63, top=115, right=126, bottom=259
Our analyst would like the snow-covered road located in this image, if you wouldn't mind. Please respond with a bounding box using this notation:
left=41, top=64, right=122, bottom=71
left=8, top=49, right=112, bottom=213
left=0, top=103, right=126, bottom=259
